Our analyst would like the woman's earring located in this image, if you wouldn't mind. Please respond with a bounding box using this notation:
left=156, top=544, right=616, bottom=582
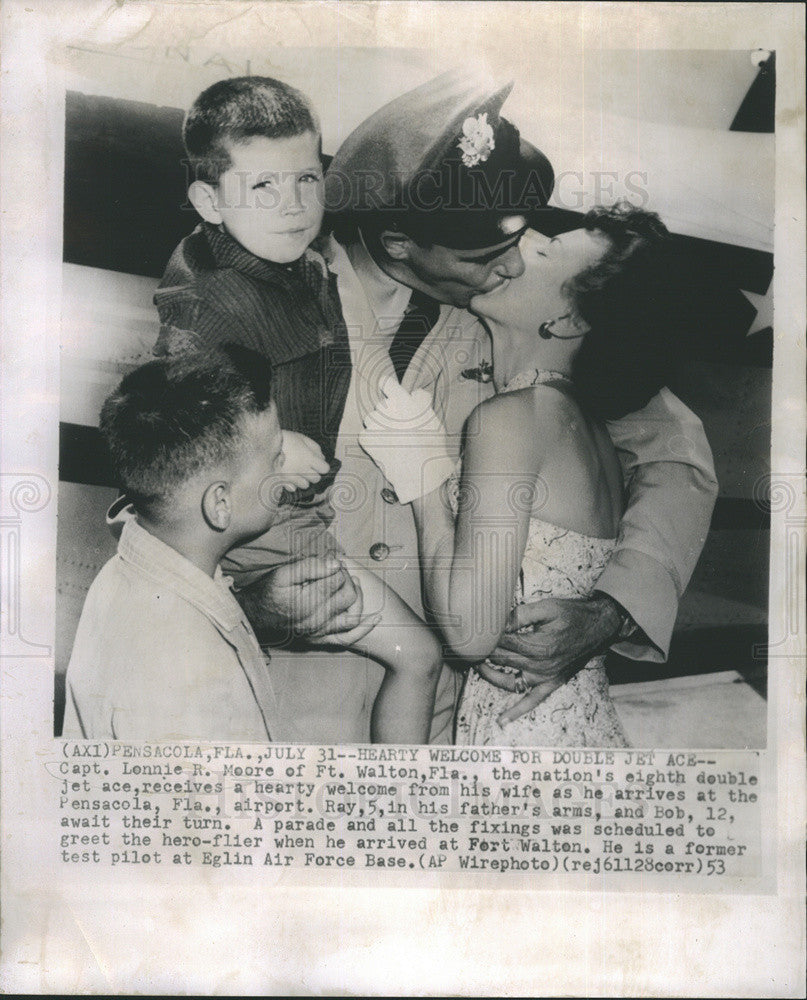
left=538, top=314, right=571, bottom=339
left=539, top=313, right=586, bottom=341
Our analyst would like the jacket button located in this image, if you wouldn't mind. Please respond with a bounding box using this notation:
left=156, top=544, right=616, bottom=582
left=369, top=542, right=402, bottom=561
left=381, top=487, right=398, bottom=504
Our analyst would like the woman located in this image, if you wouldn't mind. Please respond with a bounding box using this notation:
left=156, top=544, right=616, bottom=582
left=360, top=202, right=681, bottom=746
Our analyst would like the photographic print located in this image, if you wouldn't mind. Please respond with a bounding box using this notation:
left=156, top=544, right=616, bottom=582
left=1, top=2, right=804, bottom=995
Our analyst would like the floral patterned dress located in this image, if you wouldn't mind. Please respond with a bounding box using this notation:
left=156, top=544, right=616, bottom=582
left=452, top=370, right=630, bottom=747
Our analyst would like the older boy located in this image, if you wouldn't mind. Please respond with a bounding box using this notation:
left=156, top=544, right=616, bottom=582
left=62, top=345, right=319, bottom=741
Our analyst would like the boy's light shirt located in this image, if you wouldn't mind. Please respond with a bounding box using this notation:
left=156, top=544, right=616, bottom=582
left=63, top=509, right=280, bottom=741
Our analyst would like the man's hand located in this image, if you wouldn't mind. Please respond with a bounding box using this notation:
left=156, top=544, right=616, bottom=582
left=487, top=593, right=623, bottom=725
left=238, top=554, right=367, bottom=643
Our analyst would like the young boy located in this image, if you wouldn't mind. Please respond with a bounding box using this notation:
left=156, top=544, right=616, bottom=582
left=154, top=75, right=364, bottom=655
left=62, top=345, right=441, bottom=743
left=150, top=76, right=447, bottom=742
left=154, top=75, right=348, bottom=478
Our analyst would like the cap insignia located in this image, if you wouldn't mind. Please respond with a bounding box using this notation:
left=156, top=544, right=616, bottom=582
left=457, top=112, right=495, bottom=167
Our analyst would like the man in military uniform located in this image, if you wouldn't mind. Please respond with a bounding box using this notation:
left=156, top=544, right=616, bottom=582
left=228, top=70, right=718, bottom=743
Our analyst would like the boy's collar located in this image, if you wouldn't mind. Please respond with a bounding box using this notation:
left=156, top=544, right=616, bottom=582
left=202, top=221, right=312, bottom=285
left=108, top=502, right=246, bottom=633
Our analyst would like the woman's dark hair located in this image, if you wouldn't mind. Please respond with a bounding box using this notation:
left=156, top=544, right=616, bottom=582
left=566, top=202, right=683, bottom=421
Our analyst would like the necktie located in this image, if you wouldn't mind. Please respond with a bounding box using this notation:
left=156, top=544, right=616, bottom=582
left=389, top=289, right=441, bottom=381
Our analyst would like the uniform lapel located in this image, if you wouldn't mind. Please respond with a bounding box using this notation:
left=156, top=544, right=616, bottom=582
left=326, top=236, right=397, bottom=415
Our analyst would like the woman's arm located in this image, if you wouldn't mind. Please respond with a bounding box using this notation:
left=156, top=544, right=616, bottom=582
left=412, top=392, right=544, bottom=663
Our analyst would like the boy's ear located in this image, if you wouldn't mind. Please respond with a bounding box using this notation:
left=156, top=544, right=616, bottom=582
left=188, top=180, right=223, bottom=225
left=201, top=481, right=231, bottom=532
left=379, top=229, right=416, bottom=262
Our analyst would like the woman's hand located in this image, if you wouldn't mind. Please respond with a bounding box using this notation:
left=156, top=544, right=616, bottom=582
left=279, top=430, right=330, bottom=491
left=358, top=376, right=455, bottom=503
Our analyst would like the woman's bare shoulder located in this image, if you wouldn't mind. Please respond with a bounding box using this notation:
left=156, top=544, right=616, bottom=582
left=464, top=387, right=564, bottom=467
left=468, top=387, right=541, bottom=434
left=482, top=383, right=582, bottom=431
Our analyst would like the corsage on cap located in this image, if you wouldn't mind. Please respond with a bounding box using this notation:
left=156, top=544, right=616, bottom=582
left=325, top=69, right=554, bottom=250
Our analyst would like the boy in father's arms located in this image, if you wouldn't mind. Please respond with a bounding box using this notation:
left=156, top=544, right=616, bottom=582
left=154, top=75, right=346, bottom=488
left=63, top=346, right=442, bottom=743
left=154, top=75, right=359, bottom=641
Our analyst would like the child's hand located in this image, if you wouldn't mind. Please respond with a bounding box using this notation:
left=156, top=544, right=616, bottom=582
left=279, top=430, right=330, bottom=490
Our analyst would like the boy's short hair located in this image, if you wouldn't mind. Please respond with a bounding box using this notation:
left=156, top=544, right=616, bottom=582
left=184, top=76, right=321, bottom=183
left=100, top=344, right=274, bottom=517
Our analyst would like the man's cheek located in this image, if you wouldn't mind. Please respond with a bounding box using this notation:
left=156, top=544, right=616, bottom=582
left=472, top=272, right=496, bottom=294
left=476, top=266, right=496, bottom=288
